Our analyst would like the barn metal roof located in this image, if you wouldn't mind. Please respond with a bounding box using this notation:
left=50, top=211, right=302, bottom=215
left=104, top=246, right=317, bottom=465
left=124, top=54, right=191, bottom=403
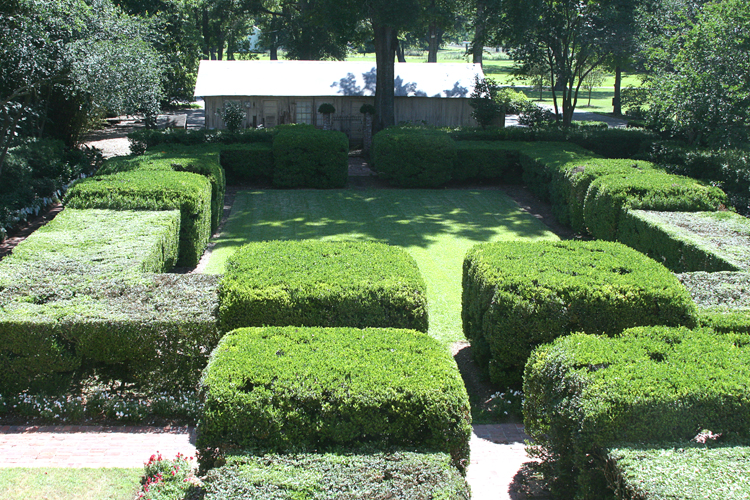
left=194, top=60, right=484, bottom=98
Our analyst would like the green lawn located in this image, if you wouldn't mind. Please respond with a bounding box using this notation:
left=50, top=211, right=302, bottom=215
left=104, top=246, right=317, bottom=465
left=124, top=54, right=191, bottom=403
left=202, top=189, right=559, bottom=344
left=0, top=468, right=141, bottom=500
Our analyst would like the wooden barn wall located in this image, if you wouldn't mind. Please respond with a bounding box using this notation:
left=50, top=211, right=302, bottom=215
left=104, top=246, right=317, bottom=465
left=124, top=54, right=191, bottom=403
left=204, top=96, right=476, bottom=137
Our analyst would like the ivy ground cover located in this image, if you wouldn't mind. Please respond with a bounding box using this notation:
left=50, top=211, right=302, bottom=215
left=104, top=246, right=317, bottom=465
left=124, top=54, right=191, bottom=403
left=202, top=189, right=558, bottom=344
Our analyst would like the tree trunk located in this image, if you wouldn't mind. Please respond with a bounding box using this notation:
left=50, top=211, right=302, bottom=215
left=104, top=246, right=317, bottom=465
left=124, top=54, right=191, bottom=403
left=396, top=39, right=406, bottom=63
left=373, top=22, right=398, bottom=133
left=201, top=7, right=211, bottom=60
left=362, top=113, right=373, bottom=156
left=427, top=21, right=438, bottom=62
left=472, top=0, right=485, bottom=67
left=269, top=16, right=279, bottom=60
left=613, top=65, right=622, bottom=116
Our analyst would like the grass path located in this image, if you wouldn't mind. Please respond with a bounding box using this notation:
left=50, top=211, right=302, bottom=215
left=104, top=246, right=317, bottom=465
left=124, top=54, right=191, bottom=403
left=0, top=468, right=141, bottom=500
left=202, top=189, right=558, bottom=344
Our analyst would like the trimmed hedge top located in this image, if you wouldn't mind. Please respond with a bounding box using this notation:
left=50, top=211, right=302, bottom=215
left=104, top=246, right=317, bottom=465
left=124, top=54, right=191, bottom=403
left=197, top=326, right=471, bottom=470
left=462, top=240, right=697, bottom=388
left=0, top=209, right=180, bottom=281
left=203, top=452, right=471, bottom=500
left=272, top=125, right=349, bottom=189
left=218, top=240, right=428, bottom=332
left=524, top=326, right=750, bottom=498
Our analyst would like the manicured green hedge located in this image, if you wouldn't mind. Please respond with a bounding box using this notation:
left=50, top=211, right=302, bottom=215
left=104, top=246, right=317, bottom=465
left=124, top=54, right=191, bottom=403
left=272, top=125, right=348, bottom=188
left=452, top=141, right=523, bottom=183
left=197, top=326, right=471, bottom=470
left=0, top=273, right=220, bottom=394
left=462, top=240, right=697, bottom=388
left=372, top=128, right=457, bottom=188
left=606, top=444, right=750, bottom=500
left=0, top=209, right=180, bottom=281
left=203, top=452, right=471, bottom=499
left=619, top=210, right=750, bottom=272
left=583, top=171, right=727, bottom=241
left=219, top=143, right=274, bottom=184
left=98, top=147, right=226, bottom=232
left=524, top=326, right=750, bottom=498
left=127, top=127, right=276, bottom=154
left=218, top=240, right=428, bottom=333
left=698, top=309, right=750, bottom=334
left=64, top=170, right=212, bottom=267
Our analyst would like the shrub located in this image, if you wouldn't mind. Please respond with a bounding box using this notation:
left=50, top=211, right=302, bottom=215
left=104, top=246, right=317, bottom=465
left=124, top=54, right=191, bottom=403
left=517, top=103, right=556, bottom=128
left=462, top=240, right=697, bottom=388
left=606, top=444, right=750, bottom=500
left=218, top=240, right=428, bottom=333
left=139, top=452, right=198, bottom=500
left=524, top=326, right=750, bottom=498
left=127, top=128, right=276, bottom=155
left=197, top=326, right=471, bottom=471
left=583, top=171, right=727, bottom=241
left=698, top=309, right=750, bottom=335
left=220, top=102, right=246, bottom=132
left=0, top=273, right=220, bottom=394
left=618, top=210, right=750, bottom=272
left=202, top=452, right=470, bottom=499
left=516, top=141, right=598, bottom=204
left=566, top=127, right=658, bottom=159
left=98, top=148, right=226, bottom=232
left=0, top=209, right=180, bottom=281
left=272, top=125, right=348, bottom=188
left=219, top=144, right=274, bottom=184
left=64, top=170, right=212, bottom=267
left=372, top=128, right=457, bottom=187
left=452, top=142, right=523, bottom=183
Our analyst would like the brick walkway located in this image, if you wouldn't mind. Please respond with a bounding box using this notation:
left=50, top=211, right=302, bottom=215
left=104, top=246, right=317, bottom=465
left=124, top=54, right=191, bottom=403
left=0, top=424, right=532, bottom=498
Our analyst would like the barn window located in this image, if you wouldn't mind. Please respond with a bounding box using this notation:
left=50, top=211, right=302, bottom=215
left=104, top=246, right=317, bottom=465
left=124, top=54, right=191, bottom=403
left=296, top=101, right=313, bottom=124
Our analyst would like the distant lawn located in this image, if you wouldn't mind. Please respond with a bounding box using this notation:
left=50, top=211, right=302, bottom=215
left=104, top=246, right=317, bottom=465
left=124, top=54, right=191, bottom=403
left=0, top=468, right=141, bottom=500
left=202, top=189, right=559, bottom=344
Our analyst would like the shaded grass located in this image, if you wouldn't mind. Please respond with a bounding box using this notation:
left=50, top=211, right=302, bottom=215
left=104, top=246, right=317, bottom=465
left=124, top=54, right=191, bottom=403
left=0, top=468, right=141, bottom=500
left=202, top=189, right=559, bottom=344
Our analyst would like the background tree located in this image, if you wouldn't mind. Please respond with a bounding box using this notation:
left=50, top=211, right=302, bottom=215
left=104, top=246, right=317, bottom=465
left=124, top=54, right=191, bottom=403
left=582, top=67, right=605, bottom=106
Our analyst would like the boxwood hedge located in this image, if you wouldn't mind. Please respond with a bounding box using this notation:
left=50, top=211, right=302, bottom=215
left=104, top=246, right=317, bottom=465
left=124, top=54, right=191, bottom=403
left=0, top=273, right=220, bottom=394
left=219, top=143, right=274, bottom=184
left=218, top=240, right=428, bottom=333
left=98, top=147, right=226, bottom=232
left=619, top=210, right=750, bottom=273
left=197, top=326, right=471, bottom=471
left=524, top=326, right=750, bottom=499
left=0, top=209, right=180, bottom=281
left=64, top=170, right=212, bottom=267
left=202, top=452, right=470, bottom=499
left=606, top=444, right=750, bottom=500
left=462, top=240, right=697, bottom=388
left=272, top=125, right=348, bottom=188
left=452, top=141, right=523, bottom=183
left=372, top=128, right=457, bottom=188
left=583, top=171, right=727, bottom=242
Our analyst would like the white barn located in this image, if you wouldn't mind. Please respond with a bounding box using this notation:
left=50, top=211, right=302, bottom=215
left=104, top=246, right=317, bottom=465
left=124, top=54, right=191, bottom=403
left=193, top=60, right=484, bottom=139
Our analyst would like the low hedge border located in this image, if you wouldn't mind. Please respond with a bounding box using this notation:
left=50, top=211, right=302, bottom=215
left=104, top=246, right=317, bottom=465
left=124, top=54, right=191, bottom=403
left=619, top=210, right=750, bottom=272
left=98, top=147, right=226, bottom=232
left=64, top=170, right=212, bottom=268
left=524, top=326, right=750, bottom=499
left=605, top=444, right=750, bottom=500
left=218, top=240, right=428, bottom=333
left=0, top=209, right=180, bottom=281
left=462, top=240, right=697, bottom=388
left=272, top=125, right=348, bottom=188
left=127, top=128, right=276, bottom=154
left=202, top=452, right=471, bottom=499
left=583, top=171, right=727, bottom=242
left=219, top=143, right=274, bottom=184
left=197, top=326, right=472, bottom=471
left=453, top=141, right=523, bottom=184
left=372, top=128, right=457, bottom=188
left=0, top=273, right=220, bottom=394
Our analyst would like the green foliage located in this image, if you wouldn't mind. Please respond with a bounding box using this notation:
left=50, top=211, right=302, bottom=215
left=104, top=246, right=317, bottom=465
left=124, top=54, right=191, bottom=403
left=126, top=128, right=276, bottom=155
left=462, top=240, right=697, bottom=388
left=566, top=128, right=658, bottom=159
left=0, top=209, right=180, bottom=282
left=372, top=127, right=457, bottom=187
left=515, top=141, right=598, bottom=203
left=272, top=125, right=348, bottom=188
left=496, top=87, right=531, bottom=115
left=220, top=102, right=246, bottom=133
left=619, top=210, right=750, bottom=273
left=469, top=76, right=502, bottom=129
left=0, top=273, right=220, bottom=394
left=360, top=104, right=376, bottom=115
left=583, top=171, right=728, bottom=241
left=218, top=240, right=428, bottom=333
left=139, top=452, right=198, bottom=500
left=452, top=142, right=523, bottom=183
left=698, top=309, right=750, bottom=335
left=677, top=271, right=750, bottom=311
left=606, top=444, right=750, bottom=500
left=203, top=452, right=470, bottom=500
left=64, top=170, right=212, bottom=267
left=318, top=103, right=336, bottom=114
left=197, top=326, right=471, bottom=470
left=219, top=144, right=275, bottom=184
left=98, top=148, right=226, bottom=232
left=524, top=326, right=750, bottom=498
